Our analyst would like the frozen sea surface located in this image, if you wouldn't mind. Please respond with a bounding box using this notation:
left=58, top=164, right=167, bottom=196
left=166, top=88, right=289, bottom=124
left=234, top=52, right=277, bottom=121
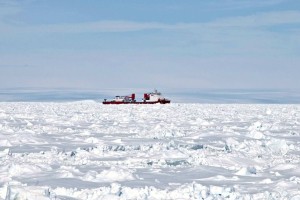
left=0, top=102, right=300, bottom=199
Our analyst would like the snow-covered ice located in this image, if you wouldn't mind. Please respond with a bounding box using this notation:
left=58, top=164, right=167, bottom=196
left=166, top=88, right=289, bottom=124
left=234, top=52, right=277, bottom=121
left=0, top=101, right=300, bottom=199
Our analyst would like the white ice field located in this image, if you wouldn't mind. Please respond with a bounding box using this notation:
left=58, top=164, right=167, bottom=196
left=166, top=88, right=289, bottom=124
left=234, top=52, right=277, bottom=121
left=0, top=101, right=300, bottom=199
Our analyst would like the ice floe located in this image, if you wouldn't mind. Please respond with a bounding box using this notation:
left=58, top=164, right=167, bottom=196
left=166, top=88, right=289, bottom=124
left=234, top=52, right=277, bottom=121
left=0, top=102, right=300, bottom=199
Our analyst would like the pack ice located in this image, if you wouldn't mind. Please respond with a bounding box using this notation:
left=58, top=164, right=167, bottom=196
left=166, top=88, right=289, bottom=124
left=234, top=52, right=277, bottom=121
left=0, top=101, right=300, bottom=199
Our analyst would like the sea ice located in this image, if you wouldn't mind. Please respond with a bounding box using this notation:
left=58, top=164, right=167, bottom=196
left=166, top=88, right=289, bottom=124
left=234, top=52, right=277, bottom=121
left=0, top=102, right=299, bottom=199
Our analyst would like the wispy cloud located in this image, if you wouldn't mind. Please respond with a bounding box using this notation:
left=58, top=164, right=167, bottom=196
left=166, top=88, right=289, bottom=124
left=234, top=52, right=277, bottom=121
left=0, top=0, right=24, bottom=28
left=1, top=9, right=299, bottom=58
left=209, top=11, right=300, bottom=27
left=0, top=2, right=20, bottom=17
left=204, top=0, right=285, bottom=11
left=0, top=18, right=170, bottom=33
left=28, top=21, right=169, bottom=33
left=2, top=10, right=300, bottom=34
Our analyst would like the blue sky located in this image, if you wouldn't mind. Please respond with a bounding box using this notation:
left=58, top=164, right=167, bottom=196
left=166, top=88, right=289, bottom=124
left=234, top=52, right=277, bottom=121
left=0, top=0, right=299, bottom=90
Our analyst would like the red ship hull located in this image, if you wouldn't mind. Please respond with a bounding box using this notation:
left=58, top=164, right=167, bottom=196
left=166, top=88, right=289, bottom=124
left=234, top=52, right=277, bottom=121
left=103, top=99, right=170, bottom=105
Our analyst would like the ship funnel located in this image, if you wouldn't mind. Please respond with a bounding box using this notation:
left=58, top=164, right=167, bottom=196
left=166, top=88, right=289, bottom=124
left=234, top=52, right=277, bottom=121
left=144, top=93, right=150, bottom=100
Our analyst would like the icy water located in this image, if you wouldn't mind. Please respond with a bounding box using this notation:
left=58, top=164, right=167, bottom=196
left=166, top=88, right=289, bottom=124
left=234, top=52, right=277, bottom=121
left=1, top=89, right=300, bottom=103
